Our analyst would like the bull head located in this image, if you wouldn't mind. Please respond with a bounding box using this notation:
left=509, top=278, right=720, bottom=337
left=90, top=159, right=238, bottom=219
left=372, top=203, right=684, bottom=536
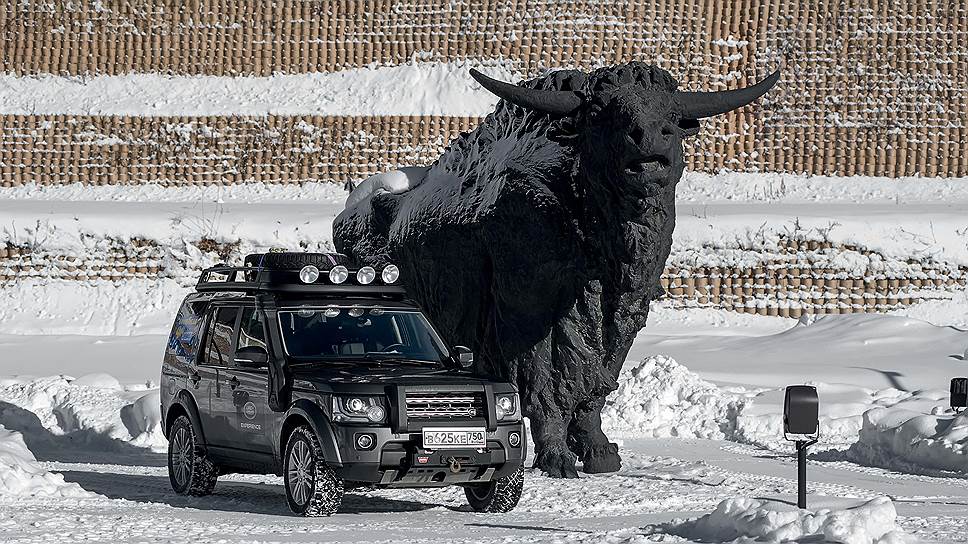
left=470, top=65, right=779, bottom=192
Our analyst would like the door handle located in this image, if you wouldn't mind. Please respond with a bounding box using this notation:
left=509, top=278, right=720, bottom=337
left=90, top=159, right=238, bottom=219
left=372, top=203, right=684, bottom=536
left=229, top=376, right=241, bottom=390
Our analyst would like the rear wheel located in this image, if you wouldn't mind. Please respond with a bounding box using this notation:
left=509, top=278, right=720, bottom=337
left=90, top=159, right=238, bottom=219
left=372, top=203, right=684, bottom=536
left=284, top=425, right=344, bottom=516
left=464, top=467, right=524, bottom=513
left=167, top=415, right=218, bottom=496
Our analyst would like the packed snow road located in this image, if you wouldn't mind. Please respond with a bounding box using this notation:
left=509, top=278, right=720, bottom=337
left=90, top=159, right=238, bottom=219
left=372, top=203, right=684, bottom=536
left=0, top=439, right=964, bottom=543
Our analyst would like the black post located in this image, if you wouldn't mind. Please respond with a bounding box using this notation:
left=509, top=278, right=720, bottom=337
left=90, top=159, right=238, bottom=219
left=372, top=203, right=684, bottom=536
left=796, top=440, right=807, bottom=508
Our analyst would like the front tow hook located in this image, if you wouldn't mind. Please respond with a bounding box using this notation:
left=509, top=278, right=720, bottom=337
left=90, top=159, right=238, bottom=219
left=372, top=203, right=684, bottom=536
left=446, top=456, right=461, bottom=473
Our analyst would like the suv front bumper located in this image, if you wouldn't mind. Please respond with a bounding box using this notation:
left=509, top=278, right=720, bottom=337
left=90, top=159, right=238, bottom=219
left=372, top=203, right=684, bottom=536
left=332, top=422, right=526, bottom=487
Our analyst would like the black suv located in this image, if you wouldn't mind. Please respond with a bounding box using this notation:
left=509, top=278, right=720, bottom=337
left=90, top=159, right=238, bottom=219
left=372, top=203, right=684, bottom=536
left=161, top=252, right=526, bottom=516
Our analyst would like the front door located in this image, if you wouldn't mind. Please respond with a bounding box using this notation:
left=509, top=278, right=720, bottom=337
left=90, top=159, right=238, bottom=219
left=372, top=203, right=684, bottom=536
left=218, top=306, right=272, bottom=454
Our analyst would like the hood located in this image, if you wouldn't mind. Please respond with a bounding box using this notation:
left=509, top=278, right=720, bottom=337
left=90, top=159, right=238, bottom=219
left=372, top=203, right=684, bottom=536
left=290, top=363, right=509, bottom=393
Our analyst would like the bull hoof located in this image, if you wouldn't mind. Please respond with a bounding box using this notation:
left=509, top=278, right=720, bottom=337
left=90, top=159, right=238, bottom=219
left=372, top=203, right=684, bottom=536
left=534, top=447, right=580, bottom=479
left=581, top=442, right=622, bottom=474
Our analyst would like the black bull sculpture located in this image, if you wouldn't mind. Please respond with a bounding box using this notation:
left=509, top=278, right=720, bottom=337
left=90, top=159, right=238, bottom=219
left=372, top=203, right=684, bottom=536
left=334, top=62, right=779, bottom=478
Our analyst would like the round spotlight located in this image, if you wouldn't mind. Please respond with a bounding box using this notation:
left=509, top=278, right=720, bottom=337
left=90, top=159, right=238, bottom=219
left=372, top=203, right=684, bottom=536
left=348, top=307, right=364, bottom=317
left=508, top=432, right=521, bottom=448
left=355, top=433, right=374, bottom=450
left=365, top=405, right=386, bottom=423
left=329, top=265, right=349, bottom=284
left=346, top=397, right=366, bottom=413
left=382, top=264, right=400, bottom=284
left=323, top=307, right=340, bottom=318
left=298, top=265, right=319, bottom=284
left=356, top=266, right=376, bottom=285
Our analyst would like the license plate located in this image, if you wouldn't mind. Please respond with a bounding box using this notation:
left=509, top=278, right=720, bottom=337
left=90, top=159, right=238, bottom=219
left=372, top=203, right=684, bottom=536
left=422, top=428, right=486, bottom=449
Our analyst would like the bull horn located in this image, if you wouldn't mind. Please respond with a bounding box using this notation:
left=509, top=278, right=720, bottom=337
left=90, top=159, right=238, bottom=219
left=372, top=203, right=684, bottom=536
left=676, top=70, right=780, bottom=119
left=469, top=69, right=581, bottom=115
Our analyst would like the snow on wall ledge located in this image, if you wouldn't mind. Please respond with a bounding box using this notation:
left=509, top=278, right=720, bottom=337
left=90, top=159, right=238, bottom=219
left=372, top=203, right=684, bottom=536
left=0, top=62, right=512, bottom=117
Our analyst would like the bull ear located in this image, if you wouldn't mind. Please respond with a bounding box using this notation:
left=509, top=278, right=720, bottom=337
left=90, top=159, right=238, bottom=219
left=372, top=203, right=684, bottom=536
left=470, top=69, right=582, bottom=115
left=675, top=70, right=780, bottom=119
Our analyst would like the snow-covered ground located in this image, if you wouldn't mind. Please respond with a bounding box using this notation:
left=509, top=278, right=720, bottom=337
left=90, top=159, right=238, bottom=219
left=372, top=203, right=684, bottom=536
left=2, top=176, right=967, bottom=543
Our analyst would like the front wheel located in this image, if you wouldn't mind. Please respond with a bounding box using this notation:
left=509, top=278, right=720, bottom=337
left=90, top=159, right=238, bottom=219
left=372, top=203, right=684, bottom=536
left=284, top=425, right=344, bottom=516
left=168, top=415, right=218, bottom=496
left=464, top=467, right=524, bottom=513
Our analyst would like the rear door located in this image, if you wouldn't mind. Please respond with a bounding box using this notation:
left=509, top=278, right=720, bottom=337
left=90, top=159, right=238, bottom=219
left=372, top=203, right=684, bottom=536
left=199, top=305, right=240, bottom=448
left=218, top=306, right=273, bottom=453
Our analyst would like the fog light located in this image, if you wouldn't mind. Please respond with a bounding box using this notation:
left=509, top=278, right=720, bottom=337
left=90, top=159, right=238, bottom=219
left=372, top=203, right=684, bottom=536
left=508, top=431, right=521, bottom=447
left=355, top=433, right=375, bottom=451
left=366, top=405, right=386, bottom=423
left=381, top=264, right=400, bottom=284
left=329, top=265, right=349, bottom=284
left=298, top=265, right=319, bottom=284
left=357, top=266, right=376, bottom=284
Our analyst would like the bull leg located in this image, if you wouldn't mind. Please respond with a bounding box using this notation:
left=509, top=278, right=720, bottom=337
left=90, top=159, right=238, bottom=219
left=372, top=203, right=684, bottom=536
left=567, top=397, right=622, bottom=474
left=531, top=413, right=579, bottom=479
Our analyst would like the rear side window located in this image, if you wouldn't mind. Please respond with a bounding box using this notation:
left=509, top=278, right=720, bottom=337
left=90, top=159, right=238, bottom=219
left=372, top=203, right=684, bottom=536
left=203, top=307, right=240, bottom=366
left=166, top=299, right=208, bottom=364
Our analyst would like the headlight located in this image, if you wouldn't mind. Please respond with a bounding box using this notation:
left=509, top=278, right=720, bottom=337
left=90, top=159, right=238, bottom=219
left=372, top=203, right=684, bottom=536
left=333, top=396, right=388, bottom=424
left=495, top=393, right=520, bottom=422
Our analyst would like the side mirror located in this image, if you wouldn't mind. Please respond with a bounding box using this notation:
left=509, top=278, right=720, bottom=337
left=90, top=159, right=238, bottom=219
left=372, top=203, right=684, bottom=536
left=453, top=345, right=474, bottom=369
left=235, top=346, right=269, bottom=368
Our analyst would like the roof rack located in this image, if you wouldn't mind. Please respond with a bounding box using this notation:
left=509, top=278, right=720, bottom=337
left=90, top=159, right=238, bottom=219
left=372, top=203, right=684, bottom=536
left=195, top=264, right=407, bottom=297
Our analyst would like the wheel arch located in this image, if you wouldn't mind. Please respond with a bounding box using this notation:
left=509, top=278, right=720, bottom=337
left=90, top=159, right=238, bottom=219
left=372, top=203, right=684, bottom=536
left=280, top=399, right=343, bottom=467
left=165, top=391, right=207, bottom=448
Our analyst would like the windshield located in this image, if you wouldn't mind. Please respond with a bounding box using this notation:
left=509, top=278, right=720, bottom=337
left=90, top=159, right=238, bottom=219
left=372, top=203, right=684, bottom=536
left=277, top=307, right=449, bottom=365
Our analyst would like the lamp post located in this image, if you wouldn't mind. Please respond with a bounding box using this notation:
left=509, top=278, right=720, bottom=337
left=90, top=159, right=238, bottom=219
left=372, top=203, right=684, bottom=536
left=783, top=385, right=819, bottom=509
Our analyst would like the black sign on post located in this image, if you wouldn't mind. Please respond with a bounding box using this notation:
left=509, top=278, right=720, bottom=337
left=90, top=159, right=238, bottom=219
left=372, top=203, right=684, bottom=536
left=951, top=378, right=968, bottom=412
left=783, top=385, right=819, bottom=509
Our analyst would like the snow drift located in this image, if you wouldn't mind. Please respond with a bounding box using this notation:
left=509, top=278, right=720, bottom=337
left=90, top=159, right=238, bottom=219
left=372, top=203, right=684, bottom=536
left=602, top=355, right=921, bottom=451
left=0, top=425, right=89, bottom=497
left=602, top=355, right=745, bottom=439
left=650, top=496, right=915, bottom=544
left=0, top=375, right=165, bottom=456
left=847, top=393, right=968, bottom=475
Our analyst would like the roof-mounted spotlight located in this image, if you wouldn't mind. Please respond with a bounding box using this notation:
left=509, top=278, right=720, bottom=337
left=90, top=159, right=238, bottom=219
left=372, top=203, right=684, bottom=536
left=298, top=265, right=319, bottom=284
left=357, top=266, right=376, bottom=285
left=329, top=265, right=349, bottom=284
left=382, top=264, right=400, bottom=284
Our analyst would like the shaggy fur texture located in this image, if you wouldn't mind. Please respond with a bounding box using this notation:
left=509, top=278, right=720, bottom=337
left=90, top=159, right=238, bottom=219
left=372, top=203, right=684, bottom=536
left=335, top=62, right=693, bottom=477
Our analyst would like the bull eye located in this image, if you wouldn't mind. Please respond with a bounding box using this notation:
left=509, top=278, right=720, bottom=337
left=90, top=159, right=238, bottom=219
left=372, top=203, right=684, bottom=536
left=678, top=118, right=701, bottom=136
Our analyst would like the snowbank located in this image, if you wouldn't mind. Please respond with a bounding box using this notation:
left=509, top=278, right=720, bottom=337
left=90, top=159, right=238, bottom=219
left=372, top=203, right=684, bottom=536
left=0, top=375, right=166, bottom=455
left=0, top=425, right=89, bottom=497
left=602, top=355, right=745, bottom=440
left=847, top=394, right=968, bottom=475
left=603, top=354, right=927, bottom=451
left=650, top=496, right=915, bottom=544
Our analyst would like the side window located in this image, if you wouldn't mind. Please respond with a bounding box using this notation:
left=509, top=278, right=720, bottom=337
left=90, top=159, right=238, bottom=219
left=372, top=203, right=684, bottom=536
left=166, top=299, right=208, bottom=364
left=203, top=306, right=239, bottom=366
left=236, top=308, right=267, bottom=353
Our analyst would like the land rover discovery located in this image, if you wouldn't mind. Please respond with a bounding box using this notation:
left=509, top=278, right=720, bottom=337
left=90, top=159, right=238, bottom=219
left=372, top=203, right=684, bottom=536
left=161, top=252, right=526, bottom=516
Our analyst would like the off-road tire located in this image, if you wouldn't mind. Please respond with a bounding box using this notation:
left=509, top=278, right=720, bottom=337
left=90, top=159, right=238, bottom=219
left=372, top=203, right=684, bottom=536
left=167, top=415, right=218, bottom=496
left=245, top=252, right=348, bottom=270
left=284, top=425, right=344, bottom=516
left=464, top=467, right=524, bottom=513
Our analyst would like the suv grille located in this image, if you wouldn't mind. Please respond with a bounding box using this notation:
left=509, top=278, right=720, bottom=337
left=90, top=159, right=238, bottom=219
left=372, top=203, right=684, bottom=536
left=406, top=392, right=485, bottom=420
